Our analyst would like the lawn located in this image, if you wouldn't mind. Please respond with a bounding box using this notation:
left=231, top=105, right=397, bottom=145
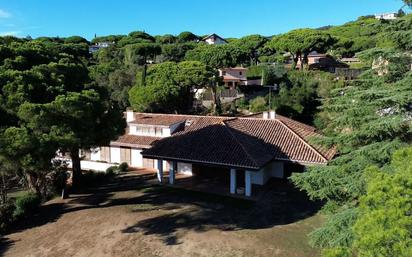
left=1, top=172, right=323, bottom=257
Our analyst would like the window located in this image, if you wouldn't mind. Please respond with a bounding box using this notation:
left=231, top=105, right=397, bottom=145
left=239, top=71, right=242, bottom=75
left=222, top=71, right=226, bottom=75
left=155, top=127, right=163, bottom=136
left=141, top=127, right=149, bottom=135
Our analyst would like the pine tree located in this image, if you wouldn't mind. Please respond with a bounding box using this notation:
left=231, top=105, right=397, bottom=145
left=291, top=49, right=412, bottom=253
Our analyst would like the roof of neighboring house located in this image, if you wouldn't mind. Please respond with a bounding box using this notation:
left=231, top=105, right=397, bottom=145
left=141, top=112, right=335, bottom=169
left=223, top=74, right=242, bottom=82
left=221, top=67, right=247, bottom=70
left=308, top=51, right=327, bottom=57
left=202, top=33, right=228, bottom=43
left=340, top=57, right=360, bottom=62
left=129, top=113, right=186, bottom=126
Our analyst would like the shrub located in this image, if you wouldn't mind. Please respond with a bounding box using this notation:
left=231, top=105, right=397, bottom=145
left=118, top=162, right=129, bottom=173
left=105, top=166, right=118, bottom=176
left=0, top=201, right=15, bottom=234
left=13, top=192, right=41, bottom=219
left=249, top=96, right=267, bottom=112
left=82, top=170, right=109, bottom=185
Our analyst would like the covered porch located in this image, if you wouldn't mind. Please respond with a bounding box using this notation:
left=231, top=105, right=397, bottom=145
left=154, top=159, right=268, bottom=199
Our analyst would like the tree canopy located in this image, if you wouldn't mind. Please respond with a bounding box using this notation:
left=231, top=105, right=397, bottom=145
left=0, top=40, right=125, bottom=191
left=291, top=50, right=412, bottom=254
left=352, top=147, right=412, bottom=257
left=267, top=29, right=336, bottom=69
left=129, top=61, right=211, bottom=113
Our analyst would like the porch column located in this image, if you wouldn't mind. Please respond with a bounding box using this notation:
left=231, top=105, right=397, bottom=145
left=157, top=159, right=163, bottom=183
left=230, top=168, right=237, bottom=194
left=169, top=161, right=176, bottom=184
left=245, top=170, right=252, bottom=197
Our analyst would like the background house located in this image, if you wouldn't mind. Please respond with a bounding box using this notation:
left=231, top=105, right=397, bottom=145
left=375, top=13, right=398, bottom=20
left=295, top=51, right=348, bottom=72
left=202, top=33, right=228, bottom=45
left=219, top=67, right=263, bottom=88
left=89, top=41, right=114, bottom=53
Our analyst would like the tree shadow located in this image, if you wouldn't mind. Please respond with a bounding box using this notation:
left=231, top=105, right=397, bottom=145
left=0, top=237, right=14, bottom=256
left=119, top=179, right=322, bottom=245
left=1, top=170, right=321, bottom=248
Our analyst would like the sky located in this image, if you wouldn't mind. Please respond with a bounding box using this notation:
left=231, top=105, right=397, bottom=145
left=0, top=0, right=405, bottom=40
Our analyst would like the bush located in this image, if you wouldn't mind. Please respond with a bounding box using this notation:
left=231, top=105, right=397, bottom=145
left=0, top=201, right=15, bottom=234
left=13, top=192, right=41, bottom=219
left=105, top=166, right=118, bottom=176
left=249, top=96, right=267, bottom=112
left=82, top=170, right=110, bottom=185
left=118, top=162, right=129, bottom=173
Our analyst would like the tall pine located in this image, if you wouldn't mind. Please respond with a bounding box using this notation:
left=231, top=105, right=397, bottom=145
left=291, top=49, right=412, bottom=253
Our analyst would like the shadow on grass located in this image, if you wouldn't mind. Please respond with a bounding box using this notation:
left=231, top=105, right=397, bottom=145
left=119, top=179, right=321, bottom=245
left=2, top=172, right=321, bottom=247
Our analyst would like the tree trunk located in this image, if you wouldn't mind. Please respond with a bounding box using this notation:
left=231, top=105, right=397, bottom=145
left=26, top=173, right=42, bottom=197
left=1, top=173, right=7, bottom=204
left=70, top=148, right=82, bottom=189
left=292, top=53, right=298, bottom=70
left=303, top=53, right=309, bottom=70
left=299, top=54, right=304, bottom=71
left=211, top=82, right=222, bottom=115
left=142, top=56, right=148, bottom=86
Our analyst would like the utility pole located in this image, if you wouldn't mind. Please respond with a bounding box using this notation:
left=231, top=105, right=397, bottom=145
left=263, top=84, right=278, bottom=110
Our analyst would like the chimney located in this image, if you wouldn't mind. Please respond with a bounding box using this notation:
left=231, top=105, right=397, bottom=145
left=270, top=110, right=276, bottom=119
left=263, top=111, right=269, bottom=119
left=126, top=109, right=134, bottom=122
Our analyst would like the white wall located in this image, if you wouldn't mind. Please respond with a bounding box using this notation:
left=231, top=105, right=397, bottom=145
left=251, top=161, right=285, bottom=185
left=129, top=123, right=183, bottom=138
left=177, top=162, right=192, bottom=175
left=251, top=168, right=272, bottom=185
left=66, top=160, right=114, bottom=172
left=270, top=161, right=284, bottom=178
left=110, top=147, right=121, bottom=164
left=90, top=148, right=101, bottom=161
left=131, top=148, right=143, bottom=167
left=205, top=37, right=227, bottom=45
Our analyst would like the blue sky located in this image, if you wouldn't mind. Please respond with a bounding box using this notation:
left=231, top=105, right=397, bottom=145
left=0, top=0, right=404, bottom=39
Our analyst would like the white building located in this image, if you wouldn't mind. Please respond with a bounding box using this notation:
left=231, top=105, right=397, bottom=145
left=202, top=33, right=228, bottom=45
left=89, top=41, right=114, bottom=53
left=375, top=13, right=397, bottom=20
left=70, top=111, right=334, bottom=197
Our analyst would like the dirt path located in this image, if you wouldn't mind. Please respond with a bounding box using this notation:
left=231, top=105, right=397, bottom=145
left=1, top=173, right=322, bottom=257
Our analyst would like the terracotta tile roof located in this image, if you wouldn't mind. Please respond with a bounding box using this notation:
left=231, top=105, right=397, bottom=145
left=224, top=118, right=329, bottom=165
left=244, top=113, right=335, bottom=160
left=140, top=113, right=335, bottom=168
left=111, top=135, right=160, bottom=148
left=222, top=67, right=247, bottom=70
left=129, top=113, right=186, bottom=126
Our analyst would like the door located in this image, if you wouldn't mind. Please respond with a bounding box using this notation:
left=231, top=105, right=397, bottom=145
left=131, top=149, right=143, bottom=168
left=110, top=147, right=121, bottom=164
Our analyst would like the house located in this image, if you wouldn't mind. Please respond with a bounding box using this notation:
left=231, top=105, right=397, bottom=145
left=75, top=111, right=334, bottom=197
left=202, top=33, right=228, bottom=45
left=296, top=51, right=348, bottom=72
left=375, top=13, right=397, bottom=20
left=219, top=67, right=247, bottom=88
left=219, top=67, right=262, bottom=88
left=89, top=41, right=114, bottom=53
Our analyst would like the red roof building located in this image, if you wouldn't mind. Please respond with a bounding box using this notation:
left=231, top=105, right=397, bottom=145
left=81, top=111, right=335, bottom=197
